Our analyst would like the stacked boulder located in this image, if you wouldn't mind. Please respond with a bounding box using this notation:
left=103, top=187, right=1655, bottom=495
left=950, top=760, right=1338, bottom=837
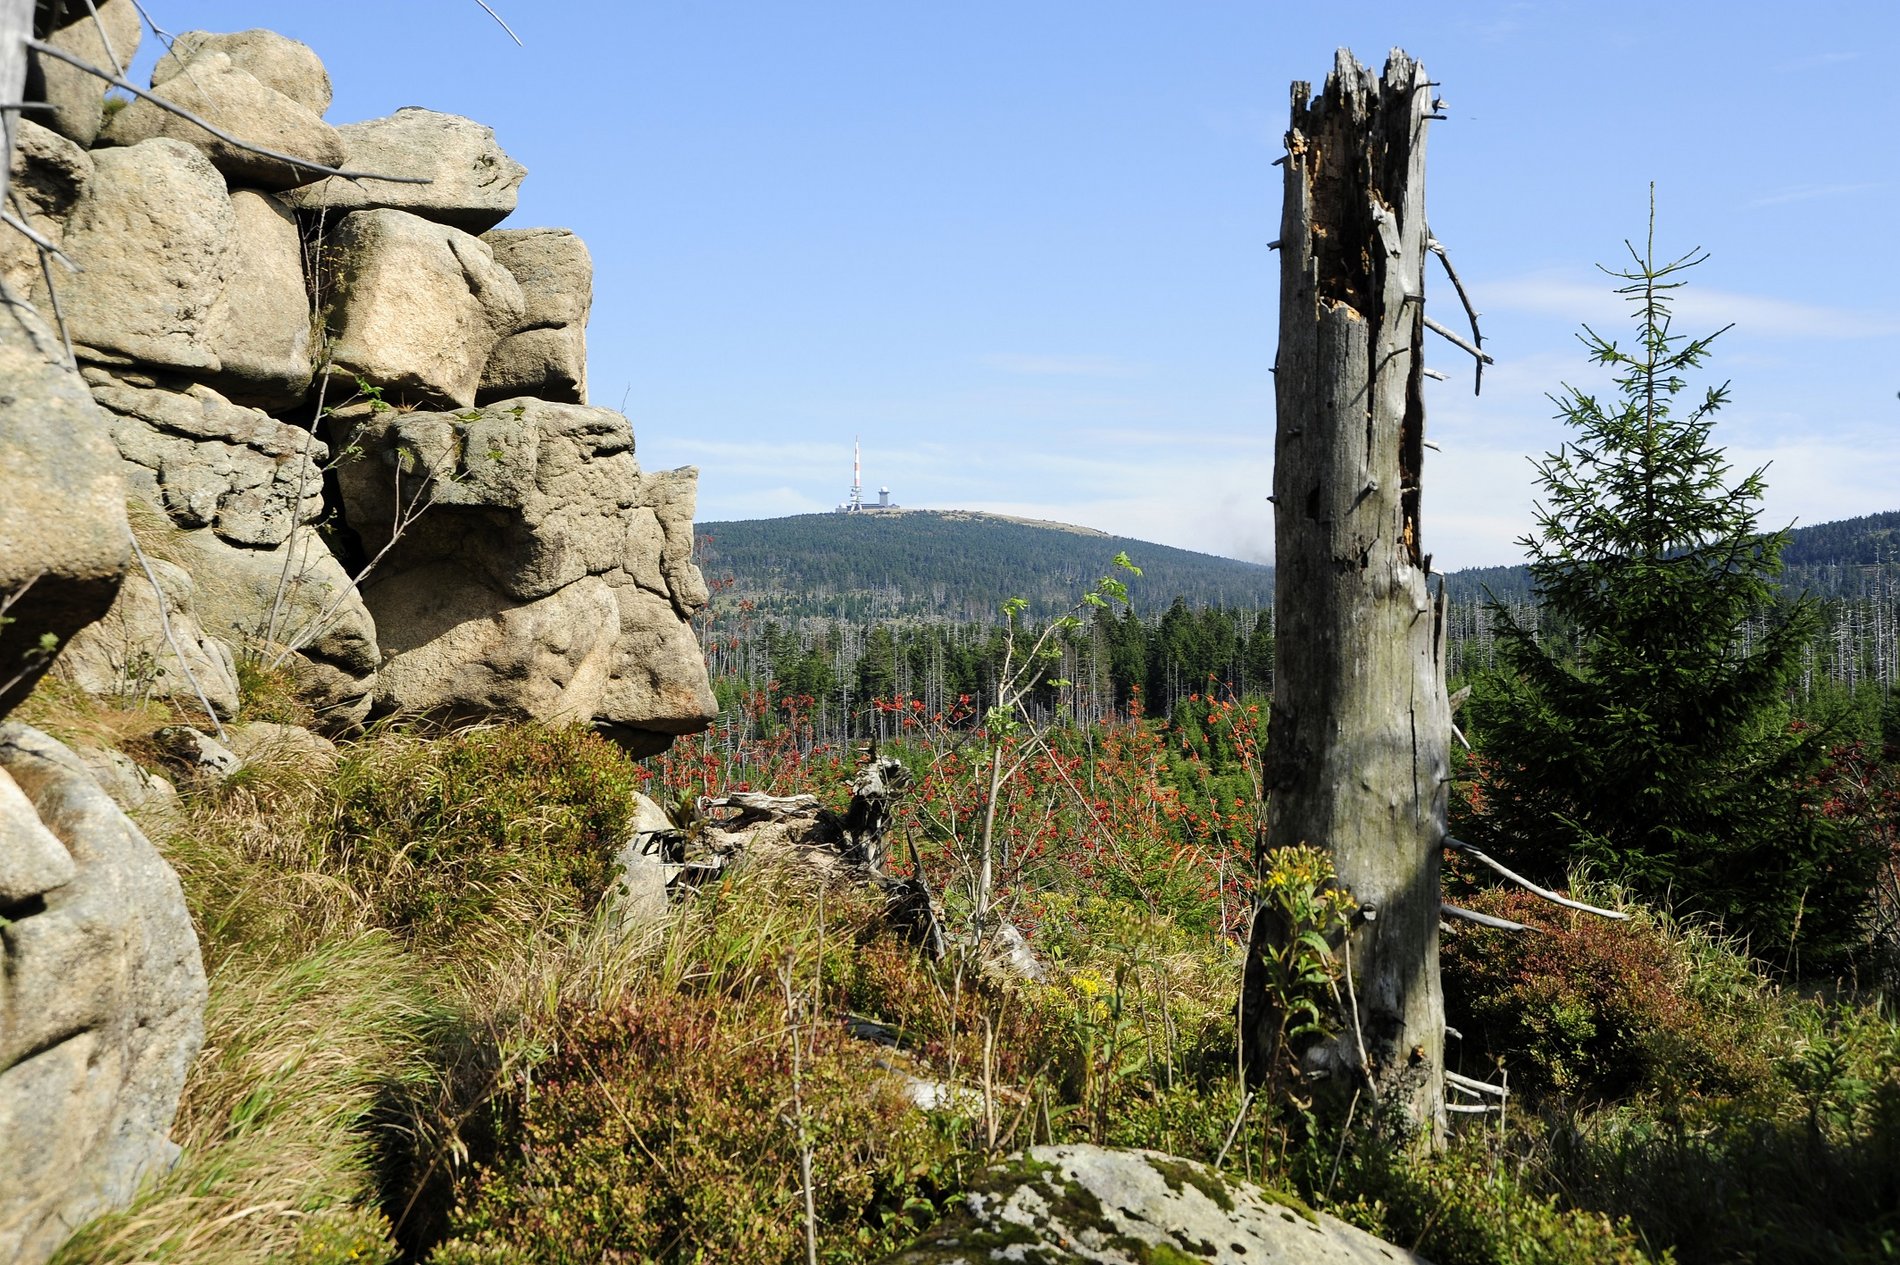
left=1, top=14, right=715, bottom=1261
left=8, top=11, right=717, bottom=747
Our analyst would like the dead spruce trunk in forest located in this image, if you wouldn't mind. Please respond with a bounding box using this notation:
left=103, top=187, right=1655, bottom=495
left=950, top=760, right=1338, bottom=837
left=1242, top=48, right=1450, bottom=1144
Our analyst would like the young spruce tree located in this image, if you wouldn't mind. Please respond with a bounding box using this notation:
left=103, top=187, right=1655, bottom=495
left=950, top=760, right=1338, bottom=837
left=1467, top=196, right=1873, bottom=971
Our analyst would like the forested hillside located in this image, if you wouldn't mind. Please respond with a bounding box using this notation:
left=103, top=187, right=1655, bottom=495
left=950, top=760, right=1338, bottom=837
left=694, top=510, right=1272, bottom=622
left=697, top=508, right=1900, bottom=625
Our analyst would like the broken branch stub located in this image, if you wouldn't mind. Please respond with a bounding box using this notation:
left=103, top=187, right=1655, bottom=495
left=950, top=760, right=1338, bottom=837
left=1245, top=48, right=1450, bottom=1145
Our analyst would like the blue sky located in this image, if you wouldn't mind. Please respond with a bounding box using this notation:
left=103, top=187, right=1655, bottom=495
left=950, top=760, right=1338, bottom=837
left=137, top=2, right=1899, bottom=567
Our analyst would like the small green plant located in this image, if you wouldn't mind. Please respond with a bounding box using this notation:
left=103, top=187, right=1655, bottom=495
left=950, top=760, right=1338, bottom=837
left=1246, top=845, right=1358, bottom=1123
left=0, top=575, right=61, bottom=700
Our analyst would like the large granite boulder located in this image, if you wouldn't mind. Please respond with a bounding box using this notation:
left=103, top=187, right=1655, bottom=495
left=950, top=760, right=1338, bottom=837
left=175, top=526, right=379, bottom=731
left=151, top=28, right=334, bottom=116
left=24, top=0, right=141, bottom=147
left=0, top=301, right=131, bottom=715
left=336, top=398, right=716, bottom=751
left=101, top=48, right=345, bottom=189
left=281, top=107, right=526, bottom=232
left=884, top=1145, right=1424, bottom=1264
left=206, top=189, right=315, bottom=406
left=0, top=119, right=90, bottom=298
left=86, top=370, right=326, bottom=548
left=50, top=139, right=236, bottom=373
left=0, top=723, right=207, bottom=1265
left=82, top=371, right=376, bottom=727
left=479, top=227, right=592, bottom=404
left=318, top=208, right=525, bottom=409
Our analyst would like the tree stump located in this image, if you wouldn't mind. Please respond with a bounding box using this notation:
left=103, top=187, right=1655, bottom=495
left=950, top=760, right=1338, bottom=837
left=1243, top=48, right=1450, bottom=1143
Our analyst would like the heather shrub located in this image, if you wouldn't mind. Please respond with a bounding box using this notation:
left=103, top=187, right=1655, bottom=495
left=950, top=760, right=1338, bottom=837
left=1321, top=1139, right=1663, bottom=1265
left=1440, top=888, right=1772, bottom=1100
left=323, top=723, right=646, bottom=950
left=435, top=992, right=960, bottom=1264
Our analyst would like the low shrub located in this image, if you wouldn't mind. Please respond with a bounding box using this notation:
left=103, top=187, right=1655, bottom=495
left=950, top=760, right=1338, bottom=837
left=324, top=724, right=647, bottom=951
left=1319, top=1137, right=1664, bottom=1265
left=1440, top=887, right=1773, bottom=1101
left=434, top=988, right=963, bottom=1264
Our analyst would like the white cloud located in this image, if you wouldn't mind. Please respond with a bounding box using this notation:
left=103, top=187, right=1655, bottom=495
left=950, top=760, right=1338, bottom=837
left=1480, top=272, right=1900, bottom=339
left=1746, top=181, right=1885, bottom=208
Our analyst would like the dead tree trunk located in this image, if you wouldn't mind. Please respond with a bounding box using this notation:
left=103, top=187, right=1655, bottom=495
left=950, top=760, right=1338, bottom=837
left=1, top=0, right=30, bottom=210
left=1242, top=48, right=1450, bottom=1144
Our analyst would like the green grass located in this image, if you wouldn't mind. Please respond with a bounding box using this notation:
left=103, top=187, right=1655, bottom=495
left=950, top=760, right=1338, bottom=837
left=40, top=709, right=1900, bottom=1265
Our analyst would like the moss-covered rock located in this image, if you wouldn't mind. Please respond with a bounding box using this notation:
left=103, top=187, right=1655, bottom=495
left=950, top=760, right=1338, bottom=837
left=882, top=1143, right=1425, bottom=1264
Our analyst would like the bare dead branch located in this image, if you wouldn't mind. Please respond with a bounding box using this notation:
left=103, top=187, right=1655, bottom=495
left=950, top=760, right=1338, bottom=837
left=1445, top=1068, right=1507, bottom=1098
left=1445, top=836, right=1631, bottom=920
left=472, top=0, right=524, bottom=46
left=1442, top=901, right=1535, bottom=932
left=1423, top=314, right=1493, bottom=368
left=78, top=0, right=123, bottom=81
left=24, top=39, right=433, bottom=184
left=1, top=207, right=78, bottom=271
left=1428, top=233, right=1489, bottom=395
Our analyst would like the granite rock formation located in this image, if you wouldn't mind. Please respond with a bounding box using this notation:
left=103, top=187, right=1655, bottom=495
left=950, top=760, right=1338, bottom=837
left=4, top=20, right=714, bottom=743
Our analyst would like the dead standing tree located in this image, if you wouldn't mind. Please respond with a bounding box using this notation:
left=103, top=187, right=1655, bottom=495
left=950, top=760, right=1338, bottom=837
left=1242, top=48, right=1457, bottom=1143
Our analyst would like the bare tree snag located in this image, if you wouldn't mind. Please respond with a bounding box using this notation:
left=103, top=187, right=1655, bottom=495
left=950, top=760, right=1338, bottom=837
left=1243, top=48, right=1450, bottom=1144
left=1, top=0, right=30, bottom=211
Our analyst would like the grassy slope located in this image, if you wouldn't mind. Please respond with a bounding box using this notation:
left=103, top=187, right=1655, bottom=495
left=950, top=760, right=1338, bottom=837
left=23, top=676, right=1899, bottom=1265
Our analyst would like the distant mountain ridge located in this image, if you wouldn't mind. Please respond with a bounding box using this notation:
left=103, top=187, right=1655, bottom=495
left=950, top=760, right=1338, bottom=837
left=693, top=510, right=1271, bottom=623
left=694, top=508, right=1900, bottom=625
left=1444, top=510, right=1900, bottom=606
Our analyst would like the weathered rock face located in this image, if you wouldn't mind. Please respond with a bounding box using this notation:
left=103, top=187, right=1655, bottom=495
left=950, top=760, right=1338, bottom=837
left=0, top=301, right=131, bottom=714
left=177, top=526, right=380, bottom=729
left=208, top=189, right=315, bottom=406
left=100, top=47, right=345, bottom=189
left=0, top=723, right=207, bottom=1265
left=58, top=554, right=243, bottom=719
left=87, top=370, right=327, bottom=547
left=480, top=227, right=592, bottom=404
left=24, top=0, right=142, bottom=147
left=318, top=208, right=525, bottom=409
left=73, top=371, right=378, bottom=726
left=337, top=398, right=717, bottom=748
left=152, top=28, right=334, bottom=116
left=281, top=107, right=527, bottom=231
left=3, top=22, right=711, bottom=745
left=0, top=120, right=89, bottom=297
left=51, top=138, right=237, bottom=372
left=884, top=1145, right=1425, bottom=1265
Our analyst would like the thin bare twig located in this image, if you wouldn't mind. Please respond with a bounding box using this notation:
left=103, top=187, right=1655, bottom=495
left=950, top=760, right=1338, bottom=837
left=1422, top=314, right=1492, bottom=369
left=1444, top=836, right=1630, bottom=920
left=1212, top=1090, right=1254, bottom=1169
left=1427, top=234, right=1489, bottom=395
left=127, top=533, right=230, bottom=744
left=1441, top=901, right=1536, bottom=932
left=472, top=0, right=524, bottom=46
left=0, top=208, right=79, bottom=271
left=78, top=0, right=124, bottom=80
left=24, top=39, right=433, bottom=184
